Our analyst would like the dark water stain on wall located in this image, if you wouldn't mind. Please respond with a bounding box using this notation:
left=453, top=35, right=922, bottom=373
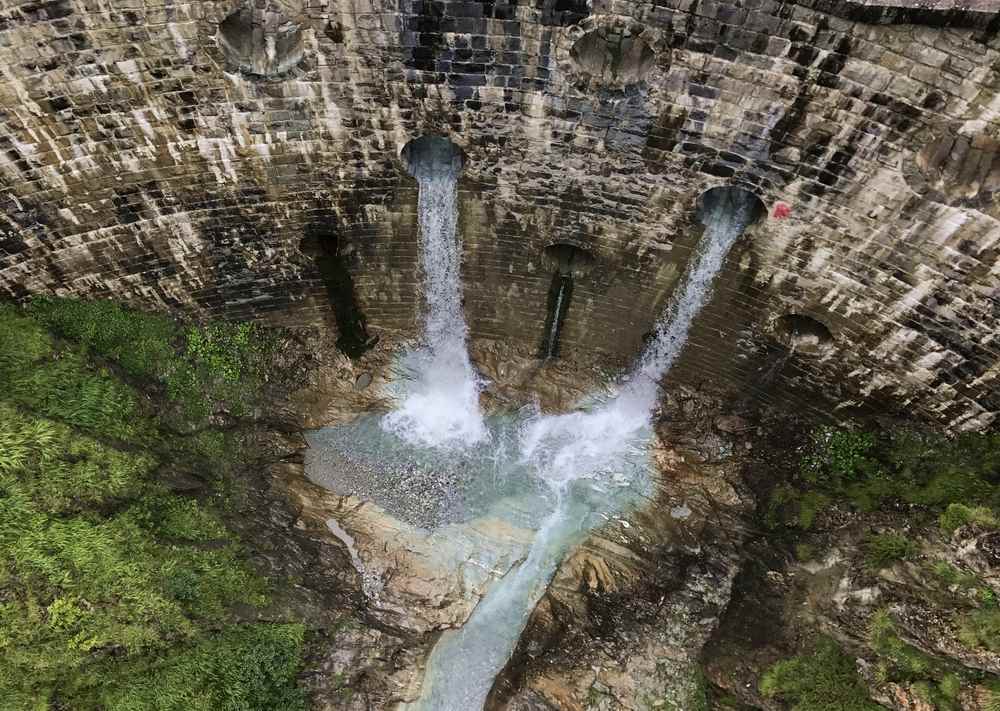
left=302, top=225, right=375, bottom=359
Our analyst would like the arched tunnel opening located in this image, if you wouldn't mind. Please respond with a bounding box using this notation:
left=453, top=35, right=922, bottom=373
left=695, top=185, right=767, bottom=229
left=570, top=27, right=657, bottom=86
left=775, top=313, right=834, bottom=355
left=299, top=228, right=375, bottom=359
left=400, top=135, right=465, bottom=180
left=539, top=243, right=595, bottom=360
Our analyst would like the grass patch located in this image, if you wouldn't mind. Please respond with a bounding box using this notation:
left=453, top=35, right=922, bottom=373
left=940, top=503, right=999, bottom=534
left=927, top=561, right=981, bottom=592
left=958, top=608, right=1000, bottom=653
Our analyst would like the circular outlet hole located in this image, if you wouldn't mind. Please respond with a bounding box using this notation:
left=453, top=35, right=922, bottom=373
left=916, top=132, right=1000, bottom=204
left=542, top=243, right=596, bottom=277
left=570, top=27, right=656, bottom=86
left=696, top=186, right=767, bottom=228
left=775, top=314, right=834, bottom=355
left=400, top=136, right=466, bottom=179
left=218, top=6, right=304, bottom=78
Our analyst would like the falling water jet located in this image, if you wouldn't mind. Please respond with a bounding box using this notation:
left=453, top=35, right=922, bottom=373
left=543, top=274, right=571, bottom=360
left=408, top=186, right=765, bottom=711
left=381, top=136, right=488, bottom=450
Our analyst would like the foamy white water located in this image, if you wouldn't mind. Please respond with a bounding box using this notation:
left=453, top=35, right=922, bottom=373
left=409, top=187, right=761, bottom=711
left=382, top=138, right=488, bottom=449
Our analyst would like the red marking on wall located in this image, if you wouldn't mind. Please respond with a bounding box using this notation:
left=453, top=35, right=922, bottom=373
left=772, top=202, right=791, bottom=219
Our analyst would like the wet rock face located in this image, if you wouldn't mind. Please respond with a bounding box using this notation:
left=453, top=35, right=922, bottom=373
left=1, top=0, right=999, bottom=430
left=488, top=386, right=755, bottom=710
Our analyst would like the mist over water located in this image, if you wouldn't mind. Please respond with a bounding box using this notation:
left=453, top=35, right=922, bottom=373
left=381, top=138, right=488, bottom=449
left=409, top=187, right=762, bottom=711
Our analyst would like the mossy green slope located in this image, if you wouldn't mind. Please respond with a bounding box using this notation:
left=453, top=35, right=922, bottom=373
left=0, top=300, right=304, bottom=710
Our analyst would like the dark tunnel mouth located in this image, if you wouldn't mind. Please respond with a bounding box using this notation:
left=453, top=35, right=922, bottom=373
left=217, top=5, right=305, bottom=79
left=541, top=243, right=596, bottom=277
left=695, top=185, right=767, bottom=228
left=775, top=313, right=835, bottom=355
left=400, top=135, right=466, bottom=178
left=299, top=230, right=375, bottom=359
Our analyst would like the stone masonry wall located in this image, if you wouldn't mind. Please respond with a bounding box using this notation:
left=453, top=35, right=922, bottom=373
left=0, top=0, right=998, bottom=429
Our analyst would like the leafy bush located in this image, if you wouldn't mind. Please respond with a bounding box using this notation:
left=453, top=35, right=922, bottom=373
left=26, top=297, right=178, bottom=381
left=760, top=637, right=881, bottom=711
left=22, top=297, right=271, bottom=425
left=940, top=503, right=999, bottom=534
left=864, top=532, right=918, bottom=570
left=802, top=427, right=878, bottom=483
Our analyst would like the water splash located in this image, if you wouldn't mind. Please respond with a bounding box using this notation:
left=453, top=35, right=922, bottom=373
left=409, top=186, right=762, bottom=711
left=382, top=138, right=488, bottom=449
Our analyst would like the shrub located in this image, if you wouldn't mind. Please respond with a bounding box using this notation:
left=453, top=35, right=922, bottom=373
left=958, top=608, right=1000, bottom=653
left=23, top=297, right=271, bottom=426
left=864, top=532, right=918, bottom=570
left=802, top=427, right=878, bottom=483
left=793, top=423, right=1000, bottom=519
left=940, top=503, right=999, bottom=534
left=760, top=637, right=881, bottom=711
left=25, top=297, right=178, bottom=381
left=927, top=561, right=979, bottom=591
left=868, top=610, right=934, bottom=681
left=100, top=624, right=307, bottom=711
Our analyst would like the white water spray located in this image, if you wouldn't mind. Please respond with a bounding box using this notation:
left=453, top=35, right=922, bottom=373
left=410, top=186, right=762, bottom=711
left=382, top=137, right=488, bottom=449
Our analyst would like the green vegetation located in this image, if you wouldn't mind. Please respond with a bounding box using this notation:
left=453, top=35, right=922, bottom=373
left=869, top=609, right=963, bottom=710
left=985, top=680, right=1000, bottom=711
left=767, top=424, right=1000, bottom=531
left=939, top=503, right=999, bottom=534
left=794, top=543, right=817, bottom=562
left=864, top=532, right=918, bottom=570
left=0, top=300, right=304, bottom=710
left=759, top=637, right=881, bottom=711
left=24, top=297, right=272, bottom=423
left=958, top=607, right=1000, bottom=653
left=926, top=561, right=981, bottom=592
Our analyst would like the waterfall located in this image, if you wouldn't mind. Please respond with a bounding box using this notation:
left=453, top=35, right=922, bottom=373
left=408, top=186, right=761, bottom=711
left=382, top=138, right=488, bottom=449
